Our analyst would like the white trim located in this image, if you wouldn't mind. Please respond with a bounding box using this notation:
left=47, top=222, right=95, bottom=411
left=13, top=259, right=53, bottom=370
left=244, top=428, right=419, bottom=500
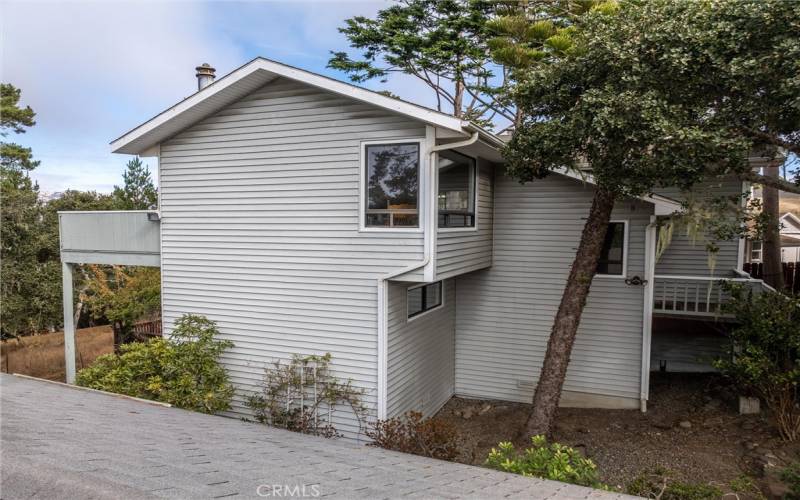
left=358, top=138, right=425, bottom=233
left=640, top=216, right=657, bottom=411
left=594, top=219, right=629, bottom=279
left=436, top=149, right=479, bottom=234
left=62, top=262, right=76, bottom=384
left=406, top=281, right=445, bottom=322
left=111, top=57, right=503, bottom=155
left=737, top=180, right=750, bottom=270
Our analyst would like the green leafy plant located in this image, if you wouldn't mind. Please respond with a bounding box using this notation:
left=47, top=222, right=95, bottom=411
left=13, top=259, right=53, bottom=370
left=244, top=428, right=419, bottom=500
left=367, top=411, right=461, bottom=461
left=781, top=462, right=800, bottom=499
left=76, top=314, right=234, bottom=413
left=714, top=285, right=800, bottom=441
left=626, top=469, right=722, bottom=500
left=245, top=353, right=368, bottom=438
left=485, top=436, right=604, bottom=488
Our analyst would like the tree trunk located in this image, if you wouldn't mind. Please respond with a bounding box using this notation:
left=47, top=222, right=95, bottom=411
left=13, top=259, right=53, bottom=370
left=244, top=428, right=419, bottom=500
left=525, top=186, right=616, bottom=437
left=453, top=80, right=464, bottom=118
left=762, top=163, right=784, bottom=290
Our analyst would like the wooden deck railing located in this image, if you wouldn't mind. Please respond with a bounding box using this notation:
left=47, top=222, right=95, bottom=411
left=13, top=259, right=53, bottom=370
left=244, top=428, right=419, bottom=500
left=652, top=275, right=772, bottom=317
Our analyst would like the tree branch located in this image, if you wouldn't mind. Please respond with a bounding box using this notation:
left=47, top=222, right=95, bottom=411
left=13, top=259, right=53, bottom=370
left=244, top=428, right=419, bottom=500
left=739, top=127, right=800, bottom=157
left=744, top=171, right=800, bottom=194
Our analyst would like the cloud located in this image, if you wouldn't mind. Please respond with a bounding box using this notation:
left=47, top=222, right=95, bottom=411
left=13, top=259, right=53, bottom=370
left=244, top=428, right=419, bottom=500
left=0, top=0, right=443, bottom=192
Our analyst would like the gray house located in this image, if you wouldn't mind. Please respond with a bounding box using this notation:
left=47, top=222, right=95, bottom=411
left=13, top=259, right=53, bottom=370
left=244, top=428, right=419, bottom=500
left=59, top=58, right=770, bottom=436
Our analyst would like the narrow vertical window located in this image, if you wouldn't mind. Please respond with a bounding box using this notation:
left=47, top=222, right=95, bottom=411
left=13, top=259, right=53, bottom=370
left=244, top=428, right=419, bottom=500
left=364, top=143, right=419, bottom=228
left=437, top=150, right=476, bottom=228
left=597, top=222, right=626, bottom=276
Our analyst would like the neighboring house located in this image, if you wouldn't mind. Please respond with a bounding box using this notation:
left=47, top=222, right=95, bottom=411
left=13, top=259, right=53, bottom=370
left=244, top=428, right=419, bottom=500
left=780, top=212, right=800, bottom=262
left=58, top=57, right=769, bottom=436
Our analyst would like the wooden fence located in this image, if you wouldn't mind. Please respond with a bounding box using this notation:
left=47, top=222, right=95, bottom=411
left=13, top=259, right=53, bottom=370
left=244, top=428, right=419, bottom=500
left=0, top=326, right=114, bottom=382
left=743, top=262, right=799, bottom=294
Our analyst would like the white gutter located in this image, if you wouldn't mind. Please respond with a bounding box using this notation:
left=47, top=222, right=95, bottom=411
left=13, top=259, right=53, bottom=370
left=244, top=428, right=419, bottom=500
left=639, top=215, right=657, bottom=412
left=375, top=130, right=479, bottom=420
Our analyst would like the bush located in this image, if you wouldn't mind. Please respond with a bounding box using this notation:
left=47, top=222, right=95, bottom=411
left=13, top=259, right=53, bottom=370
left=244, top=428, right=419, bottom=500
left=245, top=353, right=368, bottom=438
left=781, top=462, right=800, bottom=499
left=367, top=411, right=461, bottom=461
left=485, top=436, right=604, bottom=488
left=714, top=286, right=800, bottom=441
left=626, top=469, right=722, bottom=500
left=76, top=314, right=234, bottom=413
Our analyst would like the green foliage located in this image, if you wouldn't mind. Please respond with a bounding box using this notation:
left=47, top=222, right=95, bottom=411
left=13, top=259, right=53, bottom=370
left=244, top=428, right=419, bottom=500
left=0, top=83, right=58, bottom=338
left=485, top=436, right=604, bottom=488
left=367, top=411, right=461, bottom=461
left=246, top=353, right=368, bottom=437
left=626, top=468, right=722, bottom=500
left=781, top=462, right=800, bottom=499
left=111, top=157, right=157, bottom=210
left=81, top=265, right=161, bottom=340
left=76, top=314, right=234, bottom=413
left=504, top=0, right=799, bottom=197
left=714, top=285, right=800, bottom=441
left=329, top=0, right=513, bottom=123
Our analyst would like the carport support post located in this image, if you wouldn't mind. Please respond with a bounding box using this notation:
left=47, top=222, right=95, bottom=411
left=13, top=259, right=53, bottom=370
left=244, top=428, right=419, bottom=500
left=62, top=262, right=76, bottom=384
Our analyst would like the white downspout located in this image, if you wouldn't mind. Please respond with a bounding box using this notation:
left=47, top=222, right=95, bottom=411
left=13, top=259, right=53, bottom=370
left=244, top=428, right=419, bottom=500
left=640, top=215, right=657, bottom=412
left=375, top=130, right=479, bottom=420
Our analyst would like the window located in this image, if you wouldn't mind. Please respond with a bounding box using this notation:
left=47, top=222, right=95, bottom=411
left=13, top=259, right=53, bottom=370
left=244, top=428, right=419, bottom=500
left=407, top=281, right=442, bottom=318
left=596, top=222, right=627, bottom=276
left=438, top=150, right=476, bottom=228
left=750, top=240, right=762, bottom=262
left=364, top=143, right=420, bottom=228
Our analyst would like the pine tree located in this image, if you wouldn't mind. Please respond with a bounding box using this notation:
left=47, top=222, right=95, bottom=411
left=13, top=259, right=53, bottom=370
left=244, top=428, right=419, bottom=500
left=111, top=157, right=158, bottom=210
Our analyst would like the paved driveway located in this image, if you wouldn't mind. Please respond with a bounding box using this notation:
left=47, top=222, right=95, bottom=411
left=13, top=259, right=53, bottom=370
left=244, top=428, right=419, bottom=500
left=1, top=375, right=632, bottom=499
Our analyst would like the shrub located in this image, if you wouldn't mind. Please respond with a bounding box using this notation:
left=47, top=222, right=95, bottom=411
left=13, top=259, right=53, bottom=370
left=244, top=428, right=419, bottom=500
left=781, top=462, right=800, bottom=499
left=626, top=469, right=722, bottom=500
left=367, top=411, right=461, bottom=461
left=485, top=436, right=604, bottom=488
left=714, top=285, right=800, bottom=441
left=245, top=353, right=367, bottom=438
left=76, top=314, right=234, bottom=413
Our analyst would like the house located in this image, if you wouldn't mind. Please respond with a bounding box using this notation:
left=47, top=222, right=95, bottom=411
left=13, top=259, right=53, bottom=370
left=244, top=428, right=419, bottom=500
left=58, top=57, right=771, bottom=437
left=746, top=212, right=800, bottom=263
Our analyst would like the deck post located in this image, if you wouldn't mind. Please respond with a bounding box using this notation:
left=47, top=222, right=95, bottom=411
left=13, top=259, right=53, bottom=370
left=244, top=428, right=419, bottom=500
left=62, top=262, right=76, bottom=384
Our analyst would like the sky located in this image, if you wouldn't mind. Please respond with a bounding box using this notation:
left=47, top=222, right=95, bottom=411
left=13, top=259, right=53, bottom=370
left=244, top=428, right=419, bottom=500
left=1, top=0, right=438, bottom=194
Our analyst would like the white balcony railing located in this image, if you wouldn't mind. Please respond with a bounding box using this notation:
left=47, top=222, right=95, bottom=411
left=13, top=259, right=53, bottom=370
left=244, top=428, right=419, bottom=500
left=652, top=274, right=772, bottom=317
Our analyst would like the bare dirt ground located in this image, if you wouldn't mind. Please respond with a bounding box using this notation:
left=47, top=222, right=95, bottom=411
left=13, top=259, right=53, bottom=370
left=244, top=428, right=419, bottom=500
left=435, top=373, right=796, bottom=497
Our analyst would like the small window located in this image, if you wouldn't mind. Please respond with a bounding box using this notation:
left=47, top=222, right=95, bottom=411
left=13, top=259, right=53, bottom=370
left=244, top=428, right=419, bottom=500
left=364, top=143, right=420, bottom=228
left=438, top=150, right=476, bottom=228
left=408, top=281, right=443, bottom=318
left=597, top=222, right=626, bottom=276
left=750, top=240, right=762, bottom=262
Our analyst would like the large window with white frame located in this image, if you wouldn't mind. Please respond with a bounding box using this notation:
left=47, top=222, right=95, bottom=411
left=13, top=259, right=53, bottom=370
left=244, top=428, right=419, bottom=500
left=438, top=150, right=476, bottom=228
left=596, top=221, right=627, bottom=276
left=407, top=281, right=442, bottom=319
left=364, top=142, right=420, bottom=228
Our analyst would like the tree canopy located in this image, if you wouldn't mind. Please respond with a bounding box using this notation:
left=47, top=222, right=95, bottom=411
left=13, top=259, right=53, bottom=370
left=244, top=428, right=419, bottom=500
left=111, top=157, right=158, bottom=210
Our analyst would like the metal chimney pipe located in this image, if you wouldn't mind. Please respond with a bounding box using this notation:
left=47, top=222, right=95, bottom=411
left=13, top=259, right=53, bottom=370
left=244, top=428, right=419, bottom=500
left=195, top=63, right=216, bottom=91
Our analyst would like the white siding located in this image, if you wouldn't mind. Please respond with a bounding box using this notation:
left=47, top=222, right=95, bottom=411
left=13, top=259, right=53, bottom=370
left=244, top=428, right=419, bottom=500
left=386, top=280, right=455, bottom=418
left=655, top=177, right=744, bottom=276
left=436, top=159, right=494, bottom=280
left=158, top=77, right=427, bottom=436
left=455, top=172, right=652, bottom=405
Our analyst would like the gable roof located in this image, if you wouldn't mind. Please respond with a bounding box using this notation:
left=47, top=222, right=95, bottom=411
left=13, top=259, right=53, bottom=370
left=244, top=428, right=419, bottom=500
left=781, top=212, right=800, bottom=233
left=111, top=57, right=502, bottom=155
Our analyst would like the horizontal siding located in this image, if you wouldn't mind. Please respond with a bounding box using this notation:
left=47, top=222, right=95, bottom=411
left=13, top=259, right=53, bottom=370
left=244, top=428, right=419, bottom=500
left=455, top=172, right=652, bottom=404
left=386, top=280, right=455, bottom=418
left=655, top=176, right=744, bottom=276
left=159, top=77, right=426, bottom=437
left=436, top=160, right=494, bottom=280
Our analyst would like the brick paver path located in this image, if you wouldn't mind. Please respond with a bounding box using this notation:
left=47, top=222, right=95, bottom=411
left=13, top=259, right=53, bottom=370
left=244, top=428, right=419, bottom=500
left=1, top=374, right=635, bottom=499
